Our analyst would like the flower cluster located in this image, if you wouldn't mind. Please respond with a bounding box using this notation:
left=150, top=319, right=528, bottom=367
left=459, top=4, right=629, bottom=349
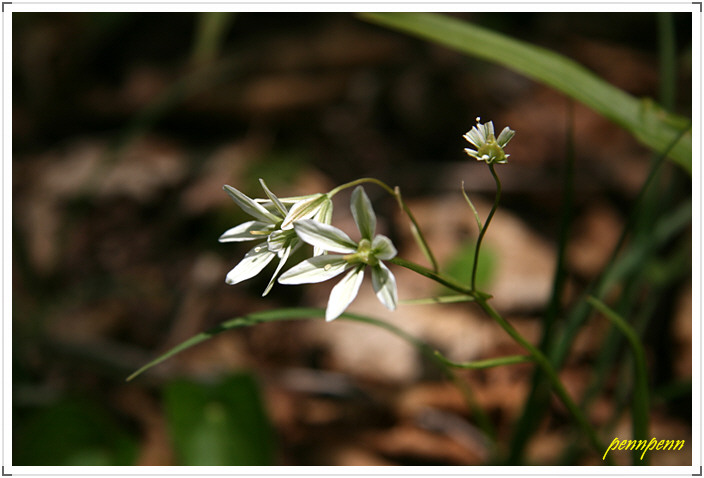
left=220, top=182, right=397, bottom=320
left=220, top=118, right=513, bottom=321
left=463, top=117, right=514, bottom=164
left=218, top=179, right=332, bottom=296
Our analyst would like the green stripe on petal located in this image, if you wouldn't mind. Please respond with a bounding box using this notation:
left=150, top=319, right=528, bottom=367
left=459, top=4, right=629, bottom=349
left=280, top=194, right=327, bottom=230
left=219, top=220, right=273, bottom=242
left=225, top=243, right=276, bottom=285
left=223, top=185, right=280, bottom=224
left=371, top=262, right=398, bottom=311
left=371, top=235, right=397, bottom=261
left=293, top=219, right=358, bottom=254
left=278, top=255, right=350, bottom=285
left=258, top=178, right=289, bottom=217
left=326, top=265, right=365, bottom=321
left=350, top=186, right=376, bottom=240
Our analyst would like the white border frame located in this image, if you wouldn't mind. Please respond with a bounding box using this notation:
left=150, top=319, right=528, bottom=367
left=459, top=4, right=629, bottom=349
left=2, top=2, right=700, bottom=477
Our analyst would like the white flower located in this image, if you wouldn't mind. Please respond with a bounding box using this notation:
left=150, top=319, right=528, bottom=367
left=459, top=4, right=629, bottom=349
left=278, top=186, right=398, bottom=321
left=463, top=117, right=515, bottom=164
left=219, top=179, right=332, bottom=296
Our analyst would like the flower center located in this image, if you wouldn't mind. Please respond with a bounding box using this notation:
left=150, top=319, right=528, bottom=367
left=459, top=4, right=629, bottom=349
left=344, top=238, right=379, bottom=266
left=476, top=135, right=507, bottom=164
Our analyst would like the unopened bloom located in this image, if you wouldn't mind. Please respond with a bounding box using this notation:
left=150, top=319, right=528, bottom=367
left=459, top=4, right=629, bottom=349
left=278, top=186, right=398, bottom=321
left=463, top=117, right=515, bottom=164
left=219, top=179, right=332, bottom=296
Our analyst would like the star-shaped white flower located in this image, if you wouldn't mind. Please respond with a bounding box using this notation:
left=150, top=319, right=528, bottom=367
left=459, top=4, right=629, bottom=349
left=278, top=186, right=398, bottom=321
left=219, top=179, right=332, bottom=296
left=463, top=117, right=515, bottom=164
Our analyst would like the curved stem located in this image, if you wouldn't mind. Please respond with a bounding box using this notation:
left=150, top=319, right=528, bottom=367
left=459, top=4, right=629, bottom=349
left=393, top=186, right=439, bottom=272
left=471, top=163, right=502, bottom=292
left=328, top=177, right=396, bottom=197
left=329, top=177, right=438, bottom=271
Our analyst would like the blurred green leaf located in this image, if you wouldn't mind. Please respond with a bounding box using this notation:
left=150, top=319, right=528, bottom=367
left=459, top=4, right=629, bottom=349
left=164, top=373, right=274, bottom=466
left=191, top=12, right=236, bottom=66
left=358, top=13, right=692, bottom=174
left=443, top=240, right=496, bottom=292
left=14, top=398, right=137, bottom=465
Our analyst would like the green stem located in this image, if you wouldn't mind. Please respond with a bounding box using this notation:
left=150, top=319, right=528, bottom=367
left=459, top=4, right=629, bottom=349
left=328, top=178, right=438, bottom=272
left=390, top=257, right=475, bottom=296
left=471, top=164, right=501, bottom=292
left=328, top=177, right=396, bottom=197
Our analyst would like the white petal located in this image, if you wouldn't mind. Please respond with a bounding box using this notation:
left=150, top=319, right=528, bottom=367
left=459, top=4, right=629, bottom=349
left=326, top=266, right=364, bottom=321
left=225, top=244, right=276, bottom=285
left=350, top=186, right=376, bottom=240
left=463, top=132, right=480, bottom=149
left=223, top=185, right=280, bottom=224
left=371, top=262, right=398, bottom=311
left=467, top=128, right=485, bottom=147
left=278, top=255, right=350, bottom=284
left=497, top=126, right=515, bottom=147
left=262, top=245, right=292, bottom=296
left=371, top=235, right=397, bottom=260
left=219, top=221, right=273, bottom=242
left=464, top=148, right=480, bottom=159
left=258, top=178, right=288, bottom=217
left=280, top=195, right=327, bottom=230
left=485, top=120, right=495, bottom=137
left=313, top=199, right=334, bottom=256
left=314, top=197, right=333, bottom=225
left=293, top=219, right=357, bottom=254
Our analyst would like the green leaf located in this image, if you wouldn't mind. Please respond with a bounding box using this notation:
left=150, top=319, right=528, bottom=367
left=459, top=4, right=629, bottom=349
left=14, top=398, right=137, bottom=465
left=358, top=13, right=691, bottom=174
left=128, top=308, right=438, bottom=382
left=164, top=374, right=274, bottom=466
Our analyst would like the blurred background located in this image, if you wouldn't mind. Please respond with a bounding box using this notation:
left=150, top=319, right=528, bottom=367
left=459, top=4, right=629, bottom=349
left=12, top=12, right=692, bottom=466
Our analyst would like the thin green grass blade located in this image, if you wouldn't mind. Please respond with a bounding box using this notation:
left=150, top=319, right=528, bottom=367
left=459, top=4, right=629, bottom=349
left=399, top=294, right=475, bottom=305
left=587, top=297, right=650, bottom=465
left=435, top=353, right=532, bottom=369
left=358, top=13, right=691, bottom=174
left=128, top=307, right=436, bottom=381
left=126, top=308, right=314, bottom=381
left=509, top=105, right=575, bottom=464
